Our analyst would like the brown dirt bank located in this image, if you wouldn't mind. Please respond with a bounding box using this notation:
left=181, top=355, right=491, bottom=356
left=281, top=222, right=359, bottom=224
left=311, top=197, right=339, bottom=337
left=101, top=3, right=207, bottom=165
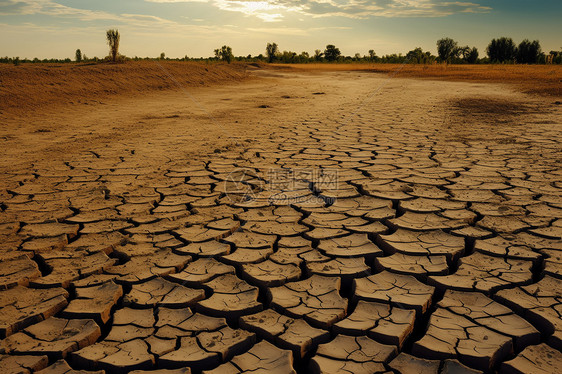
left=277, top=63, right=562, bottom=98
left=0, top=61, right=249, bottom=117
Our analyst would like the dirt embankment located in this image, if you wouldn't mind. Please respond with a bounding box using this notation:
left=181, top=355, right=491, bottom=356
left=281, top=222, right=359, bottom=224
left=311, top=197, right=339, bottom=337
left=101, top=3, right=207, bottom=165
left=278, top=63, right=562, bottom=98
left=2, top=62, right=559, bottom=119
left=0, top=61, right=250, bottom=116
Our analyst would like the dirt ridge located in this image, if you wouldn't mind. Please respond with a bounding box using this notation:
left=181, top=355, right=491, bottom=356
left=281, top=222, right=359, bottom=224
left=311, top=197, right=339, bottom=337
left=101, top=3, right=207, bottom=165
left=0, top=61, right=250, bottom=116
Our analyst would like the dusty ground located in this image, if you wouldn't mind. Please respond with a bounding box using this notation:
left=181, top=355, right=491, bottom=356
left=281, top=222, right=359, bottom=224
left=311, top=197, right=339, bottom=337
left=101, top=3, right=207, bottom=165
left=281, top=63, right=562, bottom=98
left=0, top=65, right=561, bottom=374
left=0, top=61, right=249, bottom=116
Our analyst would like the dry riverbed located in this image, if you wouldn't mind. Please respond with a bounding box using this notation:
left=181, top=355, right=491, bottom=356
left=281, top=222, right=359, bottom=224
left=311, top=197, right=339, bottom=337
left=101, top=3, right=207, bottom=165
left=1, top=64, right=561, bottom=373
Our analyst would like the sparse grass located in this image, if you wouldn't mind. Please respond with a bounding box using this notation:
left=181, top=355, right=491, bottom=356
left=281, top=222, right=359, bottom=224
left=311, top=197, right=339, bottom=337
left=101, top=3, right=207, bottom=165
left=275, top=63, right=562, bottom=97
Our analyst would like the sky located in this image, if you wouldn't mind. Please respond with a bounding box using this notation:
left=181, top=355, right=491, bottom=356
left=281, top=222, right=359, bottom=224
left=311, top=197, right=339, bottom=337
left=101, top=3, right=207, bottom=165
left=0, top=0, right=560, bottom=59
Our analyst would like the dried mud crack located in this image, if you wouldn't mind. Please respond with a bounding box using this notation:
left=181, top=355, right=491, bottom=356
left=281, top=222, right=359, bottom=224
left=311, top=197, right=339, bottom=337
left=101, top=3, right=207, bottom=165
left=0, top=70, right=561, bottom=373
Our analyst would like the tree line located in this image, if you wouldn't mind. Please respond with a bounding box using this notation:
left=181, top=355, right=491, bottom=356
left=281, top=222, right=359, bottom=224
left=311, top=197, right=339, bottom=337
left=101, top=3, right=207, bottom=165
left=435, top=37, right=549, bottom=64
left=2, top=30, right=561, bottom=65
left=209, top=38, right=559, bottom=65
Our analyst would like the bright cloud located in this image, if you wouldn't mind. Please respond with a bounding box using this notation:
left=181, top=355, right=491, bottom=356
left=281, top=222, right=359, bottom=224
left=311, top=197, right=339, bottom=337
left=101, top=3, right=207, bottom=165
left=214, top=1, right=289, bottom=21
left=1, top=0, right=492, bottom=25
left=146, top=0, right=491, bottom=21
left=0, top=0, right=244, bottom=36
left=0, top=0, right=120, bottom=20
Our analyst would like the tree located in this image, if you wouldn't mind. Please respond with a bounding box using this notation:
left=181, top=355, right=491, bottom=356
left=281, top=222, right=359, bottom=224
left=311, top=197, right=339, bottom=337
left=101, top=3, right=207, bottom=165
left=547, top=50, right=562, bottom=64
left=406, top=47, right=424, bottom=63
left=106, top=29, right=120, bottom=62
left=454, top=45, right=478, bottom=63
left=456, top=46, right=469, bottom=60
left=324, top=44, right=341, bottom=62
left=368, top=49, right=376, bottom=61
left=314, top=49, right=323, bottom=61
left=299, top=51, right=310, bottom=62
left=280, top=51, right=297, bottom=63
left=406, top=48, right=435, bottom=64
left=516, top=39, right=541, bottom=64
left=160, top=52, right=165, bottom=60
left=465, top=47, right=479, bottom=63
left=215, top=45, right=233, bottom=63
left=75, top=49, right=82, bottom=62
left=437, top=38, right=458, bottom=62
left=487, top=37, right=516, bottom=63
left=266, top=42, right=278, bottom=63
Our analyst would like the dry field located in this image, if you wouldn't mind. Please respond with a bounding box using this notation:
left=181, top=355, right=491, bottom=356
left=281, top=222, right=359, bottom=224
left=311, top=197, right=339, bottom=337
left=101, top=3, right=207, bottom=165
left=280, top=63, right=562, bottom=98
left=0, top=62, right=561, bottom=374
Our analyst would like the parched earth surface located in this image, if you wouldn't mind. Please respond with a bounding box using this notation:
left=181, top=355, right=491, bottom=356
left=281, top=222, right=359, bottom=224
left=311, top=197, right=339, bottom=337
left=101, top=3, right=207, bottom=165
left=1, top=68, right=561, bottom=374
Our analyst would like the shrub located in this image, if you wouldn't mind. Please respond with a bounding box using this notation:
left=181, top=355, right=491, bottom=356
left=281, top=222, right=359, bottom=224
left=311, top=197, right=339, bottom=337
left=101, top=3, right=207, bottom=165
left=214, top=45, right=233, bottom=63
left=406, top=48, right=435, bottom=64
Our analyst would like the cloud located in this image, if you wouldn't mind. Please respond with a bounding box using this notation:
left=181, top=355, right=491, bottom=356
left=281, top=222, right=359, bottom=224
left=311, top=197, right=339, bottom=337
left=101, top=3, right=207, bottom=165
left=214, top=1, right=289, bottom=22
left=2, top=0, right=493, bottom=26
left=1, top=1, right=194, bottom=29
left=246, top=25, right=351, bottom=35
left=1, top=0, right=492, bottom=27
left=0, top=0, right=121, bottom=20
left=0, top=0, right=242, bottom=37
left=145, top=0, right=492, bottom=21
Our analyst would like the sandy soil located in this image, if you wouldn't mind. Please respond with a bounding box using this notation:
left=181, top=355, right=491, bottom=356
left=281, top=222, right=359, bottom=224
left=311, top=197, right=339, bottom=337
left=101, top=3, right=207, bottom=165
left=2, top=65, right=559, bottom=173
left=1, top=65, right=561, bottom=373
left=0, top=61, right=249, bottom=116
left=280, top=63, right=562, bottom=98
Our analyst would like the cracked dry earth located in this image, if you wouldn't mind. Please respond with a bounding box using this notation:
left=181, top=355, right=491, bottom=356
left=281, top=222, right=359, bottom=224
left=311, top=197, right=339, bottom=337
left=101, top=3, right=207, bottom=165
left=1, top=69, right=562, bottom=374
